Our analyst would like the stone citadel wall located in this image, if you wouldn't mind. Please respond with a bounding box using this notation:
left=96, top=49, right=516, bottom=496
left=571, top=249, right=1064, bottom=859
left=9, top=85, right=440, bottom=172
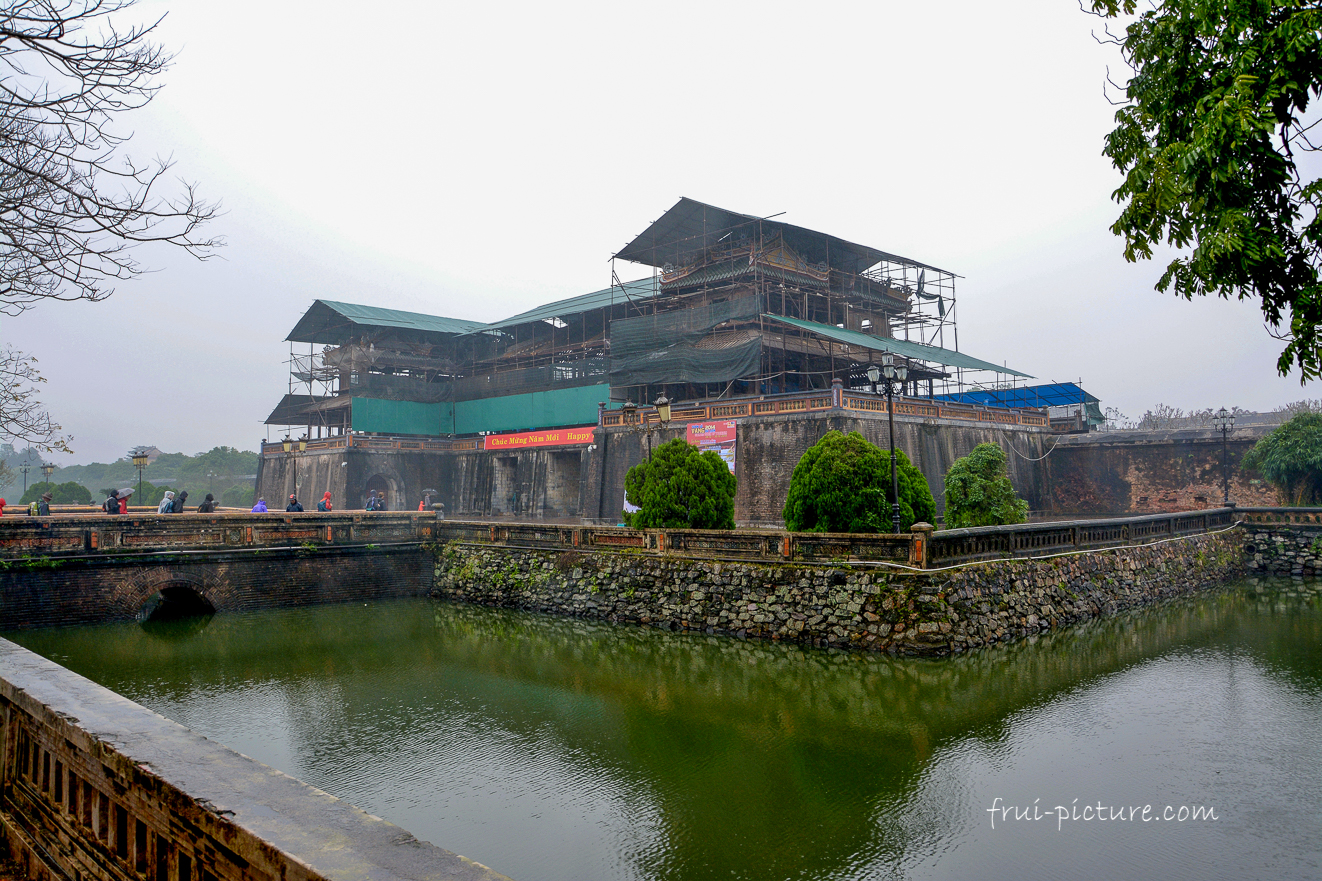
left=258, top=417, right=1283, bottom=528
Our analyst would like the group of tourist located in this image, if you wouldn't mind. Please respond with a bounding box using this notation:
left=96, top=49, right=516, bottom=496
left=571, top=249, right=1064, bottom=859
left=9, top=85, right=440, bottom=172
left=0, top=489, right=408, bottom=516
left=250, top=491, right=391, bottom=513
left=93, top=489, right=218, bottom=515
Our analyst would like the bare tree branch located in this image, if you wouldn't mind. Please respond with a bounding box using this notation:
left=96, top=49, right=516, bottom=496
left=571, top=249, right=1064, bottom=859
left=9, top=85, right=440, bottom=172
left=0, top=348, right=71, bottom=452
left=0, top=0, right=221, bottom=316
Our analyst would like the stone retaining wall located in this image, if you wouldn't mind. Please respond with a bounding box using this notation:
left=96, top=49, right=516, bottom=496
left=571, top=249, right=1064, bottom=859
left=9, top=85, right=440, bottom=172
left=430, top=530, right=1245, bottom=656
left=1244, top=524, right=1322, bottom=576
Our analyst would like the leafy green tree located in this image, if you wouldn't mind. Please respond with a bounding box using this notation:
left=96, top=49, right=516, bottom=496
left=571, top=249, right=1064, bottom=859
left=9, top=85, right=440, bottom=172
left=1242, top=412, right=1322, bottom=504
left=623, top=438, right=736, bottom=529
left=134, top=483, right=174, bottom=508
left=783, top=431, right=935, bottom=533
left=55, top=481, right=93, bottom=505
left=1090, top=1, right=1322, bottom=378
left=18, top=481, right=52, bottom=505
left=222, top=484, right=255, bottom=508
left=178, top=447, right=258, bottom=483
left=942, top=443, right=1029, bottom=529
left=20, top=480, right=93, bottom=505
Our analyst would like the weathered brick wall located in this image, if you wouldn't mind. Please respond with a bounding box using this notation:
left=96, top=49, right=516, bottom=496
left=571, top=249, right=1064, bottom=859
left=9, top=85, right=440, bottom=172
left=0, top=640, right=509, bottom=881
left=1046, top=428, right=1277, bottom=514
left=430, top=530, right=1245, bottom=657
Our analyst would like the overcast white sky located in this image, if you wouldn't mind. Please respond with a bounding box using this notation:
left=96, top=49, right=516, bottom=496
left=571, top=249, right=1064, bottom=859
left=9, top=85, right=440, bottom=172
left=7, top=0, right=1317, bottom=465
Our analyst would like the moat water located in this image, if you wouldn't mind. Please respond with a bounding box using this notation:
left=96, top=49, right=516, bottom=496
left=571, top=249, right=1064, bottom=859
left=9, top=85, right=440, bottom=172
left=6, top=579, right=1321, bottom=881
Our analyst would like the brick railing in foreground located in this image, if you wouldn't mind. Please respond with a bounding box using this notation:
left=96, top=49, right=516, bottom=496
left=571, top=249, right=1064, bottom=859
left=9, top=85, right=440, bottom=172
left=0, top=508, right=1245, bottom=569
left=0, top=639, right=510, bottom=881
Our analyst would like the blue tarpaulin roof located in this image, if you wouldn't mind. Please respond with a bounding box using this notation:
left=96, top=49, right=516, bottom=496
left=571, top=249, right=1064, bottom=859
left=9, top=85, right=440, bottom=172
left=930, top=382, right=1098, bottom=409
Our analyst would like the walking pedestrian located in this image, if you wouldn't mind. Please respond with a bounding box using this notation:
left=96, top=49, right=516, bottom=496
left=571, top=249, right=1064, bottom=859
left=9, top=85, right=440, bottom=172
left=172, top=490, right=188, bottom=513
left=103, top=490, right=120, bottom=515
left=286, top=494, right=303, bottom=512
left=317, top=491, right=332, bottom=512
left=197, top=493, right=217, bottom=513
left=37, top=493, right=51, bottom=516
left=251, top=497, right=268, bottom=513
left=157, top=491, right=175, bottom=514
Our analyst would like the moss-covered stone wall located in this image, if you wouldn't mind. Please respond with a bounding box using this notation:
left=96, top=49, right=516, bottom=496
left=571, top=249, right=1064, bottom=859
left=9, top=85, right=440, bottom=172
left=431, top=531, right=1245, bottom=656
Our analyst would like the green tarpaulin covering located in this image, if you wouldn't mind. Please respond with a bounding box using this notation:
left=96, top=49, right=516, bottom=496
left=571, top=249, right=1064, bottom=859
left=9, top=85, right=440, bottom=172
left=762, top=314, right=1032, bottom=378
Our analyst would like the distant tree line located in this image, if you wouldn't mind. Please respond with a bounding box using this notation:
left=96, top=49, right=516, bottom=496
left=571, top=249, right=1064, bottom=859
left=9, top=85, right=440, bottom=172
left=2, top=446, right=258, bottom=506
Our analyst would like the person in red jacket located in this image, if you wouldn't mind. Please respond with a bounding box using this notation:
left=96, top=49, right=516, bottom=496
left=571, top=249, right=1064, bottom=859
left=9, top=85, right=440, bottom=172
left=317, top=491, right=333, bottom=512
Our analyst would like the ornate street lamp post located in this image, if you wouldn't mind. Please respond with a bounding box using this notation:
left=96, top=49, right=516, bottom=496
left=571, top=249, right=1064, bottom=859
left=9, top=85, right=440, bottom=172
left=877, top=355, right=909, bottom=532
left=1211, top=407, right=1235, bottom=506
left=282, top=436, right=307, bottom=502
left=19, top=461, right=30, bottom=495
left=622, top=396, right=673, bottom=460
left=649, top=395, right=671, bottom=460
left=41, top=462, right=55, bottom=484
left=131, top=450, right=150, bottom=507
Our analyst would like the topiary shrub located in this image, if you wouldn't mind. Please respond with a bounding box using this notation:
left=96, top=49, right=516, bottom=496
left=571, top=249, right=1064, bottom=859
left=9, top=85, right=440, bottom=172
left=623, top=438, right=736, bottom=529
left=783, top=430, right=935, bottom=533
left=942, top=442, right=1029, bottom=529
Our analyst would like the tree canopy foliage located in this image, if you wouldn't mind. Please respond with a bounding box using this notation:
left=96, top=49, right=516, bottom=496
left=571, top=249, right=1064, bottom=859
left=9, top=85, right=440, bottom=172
left=18, top=479, right=89, bottom=504
left=783, top=431, right=935, bottom=533
left=942, top=443, right=1029, bottom=529
left=1090, top=1, right=1322, bottom=378
left=623, top=438, right=737, bottom=530
left=1242, top=411, right=1322, bottom=503
left=9, top=446, right=256, bottom=499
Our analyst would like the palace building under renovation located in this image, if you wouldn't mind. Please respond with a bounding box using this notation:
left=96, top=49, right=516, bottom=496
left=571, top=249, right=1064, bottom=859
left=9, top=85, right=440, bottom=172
left=259, top=198, right=1099, bottom=522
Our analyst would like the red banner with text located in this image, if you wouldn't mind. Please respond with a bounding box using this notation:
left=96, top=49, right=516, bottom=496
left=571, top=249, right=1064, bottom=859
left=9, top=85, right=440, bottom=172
left=483, top=426, right=596, bottom=451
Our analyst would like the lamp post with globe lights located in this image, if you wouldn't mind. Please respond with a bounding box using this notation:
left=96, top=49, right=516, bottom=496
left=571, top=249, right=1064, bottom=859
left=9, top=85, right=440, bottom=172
left=621, top=396, right=673, bottom=460
left=868, top=354, right=910, bottom=532
left=1211, top=407, right=1236, bottom=506
left=130, top=449, right=150, bottom=508
left=282, top=436, right=308, bottom=502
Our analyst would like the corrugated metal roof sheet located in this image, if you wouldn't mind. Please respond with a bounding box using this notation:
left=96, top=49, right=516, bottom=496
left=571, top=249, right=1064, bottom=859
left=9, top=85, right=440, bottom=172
left=616, top=197, right=954, bottom=276
left=287, top=300, right=487, bottom=343
left=762, top=314, right=1032, bottom=378
left=470, top=278, right=658, bottom=333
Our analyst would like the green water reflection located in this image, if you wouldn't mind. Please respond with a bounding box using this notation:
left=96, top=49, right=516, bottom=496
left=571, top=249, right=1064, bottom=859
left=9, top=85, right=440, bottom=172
left=7, top=580, right=1320, bottom=881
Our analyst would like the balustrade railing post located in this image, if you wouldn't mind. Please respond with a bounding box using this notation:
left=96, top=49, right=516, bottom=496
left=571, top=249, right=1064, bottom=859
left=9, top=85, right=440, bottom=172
left=910, top=522, right=933, bottom=569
